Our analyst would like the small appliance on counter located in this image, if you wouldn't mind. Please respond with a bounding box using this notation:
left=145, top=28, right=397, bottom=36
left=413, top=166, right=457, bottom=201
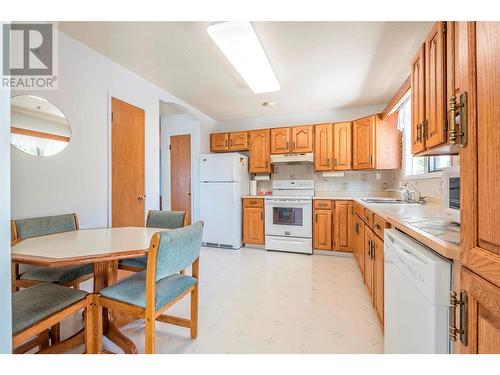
left=442, top=166, right=460, bottom=223
left=265, top=180, right=314, bottom=254
left=200, top=153, right=249, bottom=249
left=249, top=180, right=257, bottom=196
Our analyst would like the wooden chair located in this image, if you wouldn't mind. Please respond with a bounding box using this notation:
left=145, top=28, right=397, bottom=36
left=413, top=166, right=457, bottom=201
left=12, top=283, right=89, bottom=354
left=89, top=221, right=203, bottom=354
left=118, top=210, right=187, bottom=272
left=11, top=213, right=94, bottom=292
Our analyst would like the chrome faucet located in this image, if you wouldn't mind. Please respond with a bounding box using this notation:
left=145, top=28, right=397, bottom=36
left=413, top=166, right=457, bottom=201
left=385, top=186, right=413, bottom=202
left=384, top=183, right=427, bottom=204
left=404, top=182, right=427, bottom=204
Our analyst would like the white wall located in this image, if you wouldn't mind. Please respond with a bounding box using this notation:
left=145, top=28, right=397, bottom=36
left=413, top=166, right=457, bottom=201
left=160, top=113, right=201, bottom=221
left=214, top=104, right=385, bottom=132
left=0, top=23, right=12, bottom=354
left=10, top=31, right=216, bottom=228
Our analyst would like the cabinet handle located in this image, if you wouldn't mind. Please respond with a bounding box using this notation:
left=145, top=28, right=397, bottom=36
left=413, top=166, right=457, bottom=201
left=374, top=223, right=381, bottom=230
left=416, top=123, right=422, bottom=142
left=315, top=213, right=318, bottom=223
left=261, top=211, right=263, bottom=220
left=225, top=139, right=228, bottom=147
left=448, top=93, right=467, bottom=147
left=293, top=141, right=295, bottom=150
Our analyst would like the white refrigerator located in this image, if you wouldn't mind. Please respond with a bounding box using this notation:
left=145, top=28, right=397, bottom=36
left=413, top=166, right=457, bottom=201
left=200, top=153, right=249, bottom=249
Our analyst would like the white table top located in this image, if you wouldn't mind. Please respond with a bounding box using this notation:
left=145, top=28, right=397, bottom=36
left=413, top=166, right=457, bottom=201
left=12, top=227, right=165, bottom=264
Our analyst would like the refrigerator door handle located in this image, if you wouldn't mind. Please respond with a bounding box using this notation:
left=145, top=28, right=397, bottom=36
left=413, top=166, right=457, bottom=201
left=232, top=182, right=237, bottom=207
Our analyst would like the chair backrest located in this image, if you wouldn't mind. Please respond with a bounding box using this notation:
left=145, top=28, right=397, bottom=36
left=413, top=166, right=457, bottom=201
left=12, top=213, right=79, bottom=241
left=146, top=210, right=186, bottom=229
left=149, top=221, right=203, bottom=282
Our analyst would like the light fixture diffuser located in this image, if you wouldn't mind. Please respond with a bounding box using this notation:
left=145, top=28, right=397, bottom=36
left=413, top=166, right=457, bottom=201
left=207, top=22, right=280, bottom=94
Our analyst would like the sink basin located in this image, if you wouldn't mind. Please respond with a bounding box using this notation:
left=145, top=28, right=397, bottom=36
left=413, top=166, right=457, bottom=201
left=361, top=198, right=411, bottom=204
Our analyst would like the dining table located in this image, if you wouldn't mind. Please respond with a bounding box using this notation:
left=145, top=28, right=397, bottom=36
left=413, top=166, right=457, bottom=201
left=11, top=226, right=163, bottom=354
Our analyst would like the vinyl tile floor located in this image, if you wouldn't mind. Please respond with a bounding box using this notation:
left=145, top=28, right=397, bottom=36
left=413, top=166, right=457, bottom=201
left=64, top=247, right=383, bottom=354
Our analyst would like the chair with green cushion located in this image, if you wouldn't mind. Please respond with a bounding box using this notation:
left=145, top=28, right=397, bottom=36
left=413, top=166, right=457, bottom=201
left=11, top=213, right=94, bottom=292
left=118, top=210, right=186, bottom=272
left=93, top=221, right=203, bottom=354
left=12, top=283, right=89, bottom=354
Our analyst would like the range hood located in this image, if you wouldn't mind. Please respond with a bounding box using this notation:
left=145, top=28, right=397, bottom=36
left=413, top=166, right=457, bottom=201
left=270, top=153, right=314, bottom=164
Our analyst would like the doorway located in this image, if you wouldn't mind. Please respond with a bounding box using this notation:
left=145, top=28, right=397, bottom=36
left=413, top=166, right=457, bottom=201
left=170, top=134, right=192, bottom=225
left=111, top=97, right=145, bottom=227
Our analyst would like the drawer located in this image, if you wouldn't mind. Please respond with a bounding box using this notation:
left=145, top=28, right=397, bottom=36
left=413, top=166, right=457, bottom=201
left=354, top=202, right=365, bottom=218
left=363, top=208, right=374, bottom=227
left=373, top=214, right=388, bottom=239
left=243, top=198, right=264, bottom=208
left=314, top=200, right=332, bottom=209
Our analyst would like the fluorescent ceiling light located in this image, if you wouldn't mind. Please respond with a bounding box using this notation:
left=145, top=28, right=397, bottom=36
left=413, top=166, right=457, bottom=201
left=207, top=22, right=280, bottom=94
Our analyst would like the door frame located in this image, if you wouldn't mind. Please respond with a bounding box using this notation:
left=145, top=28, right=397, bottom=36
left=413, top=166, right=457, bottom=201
left=107, top=93, right=146, bottom=227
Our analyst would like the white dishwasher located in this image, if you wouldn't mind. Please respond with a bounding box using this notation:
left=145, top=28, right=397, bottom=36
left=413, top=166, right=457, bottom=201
left=384, top=229, right=452, bottom=354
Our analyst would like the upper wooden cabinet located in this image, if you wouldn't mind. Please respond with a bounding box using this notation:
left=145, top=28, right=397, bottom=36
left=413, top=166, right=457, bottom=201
left=411, top=44, right=426, bottom=154
left=314, top=123, right=333, bottom=171
left=352, top=114, right=401, bottom=170
left=270, top=125, right=314, bottom=154
left=229, top=131, right=248, bottom=151
left=410, top=21, right=462, bottom=156
left=210, top=133, right=229, bottom=152
left=248, top=129, right=271, bottom=174
left=333, top=122, right=352, bottom=170
left=291, top=125, right=314, bottom=153
left=270, top=127, right=290, bottom=154
left=424, top=22, right=447, bottom=149
left=352, top=116, right=375, bottom=169
left=211, top=131, right=249, bottom=152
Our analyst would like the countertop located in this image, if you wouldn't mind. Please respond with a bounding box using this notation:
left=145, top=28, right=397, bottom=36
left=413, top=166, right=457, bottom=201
left=242, top=192, right=460, bottom=260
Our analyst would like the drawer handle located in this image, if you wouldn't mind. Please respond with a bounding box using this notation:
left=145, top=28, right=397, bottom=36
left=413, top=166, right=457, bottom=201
left=374, top=223, right=381, bottom=230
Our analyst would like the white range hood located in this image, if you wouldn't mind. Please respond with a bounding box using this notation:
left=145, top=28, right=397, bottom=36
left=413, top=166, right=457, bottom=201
left=270, top=153, right=313, bottom=164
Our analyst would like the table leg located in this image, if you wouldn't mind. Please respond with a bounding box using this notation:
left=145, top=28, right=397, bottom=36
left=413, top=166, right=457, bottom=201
left=93, top=261, right=137, bottom=354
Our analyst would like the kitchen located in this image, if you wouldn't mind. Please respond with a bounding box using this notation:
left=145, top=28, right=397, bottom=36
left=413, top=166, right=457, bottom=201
left=1, top=13, right=499, bottom=363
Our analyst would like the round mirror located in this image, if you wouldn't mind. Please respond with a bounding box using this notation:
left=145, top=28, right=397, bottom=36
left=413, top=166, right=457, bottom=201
left=10, top=95, right=71, bottom=157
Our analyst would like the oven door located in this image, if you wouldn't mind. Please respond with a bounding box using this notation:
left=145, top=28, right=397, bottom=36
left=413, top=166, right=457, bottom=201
left=265, top=199, right=312, bottom=238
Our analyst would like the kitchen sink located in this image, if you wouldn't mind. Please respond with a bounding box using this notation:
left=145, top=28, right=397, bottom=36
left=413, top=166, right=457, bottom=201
left=361, top=198, right=414, bottom=204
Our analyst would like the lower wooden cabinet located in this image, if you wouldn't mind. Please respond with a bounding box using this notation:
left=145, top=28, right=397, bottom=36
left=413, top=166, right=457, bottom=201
left=334, top=200, right=352, bottom=252
left=373, top=234, right=384, bottom=326
left=243, top=198, right=264, bottom=245
left=460, top=267, right=500, bottom=353
left=313, top=208, right=332, bottom=250
left=353, top=213, right=365, bottom=274
left=364, top=225, right=374, bottom=295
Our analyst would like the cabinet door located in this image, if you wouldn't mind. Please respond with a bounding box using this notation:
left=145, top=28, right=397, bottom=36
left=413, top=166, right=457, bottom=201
left=411, top=44, right=426, bottom=154
left=248, top=129, right=271, bottom=173
left=352, top=116, right=375, bottom=170
left=333, top=122, right=352, bottom=170
left=373, top=234, right=384, bottom=326
left=461, top=22, right=500, bottom=288
left=313, top=209, right=332, bottom=250
left=364, top=225, right=374, bottom=296
left=425, top=21, right=447, bottom=149
left=460, top=268, right=500, bottom=354
left=210, top=133, right=229, bottom=152
left=314, top=123, right=333, bottom=171
left=334, top=200, right=352, bottom=252
left=229, top=131, right=248, bottom=151
left=243, top=206, right=264, bottom=244
left=355, top=215, right=365, bottom=275
left=270, top=127, right=290, bottom=154
left=291, top=125, right=314, bottom=153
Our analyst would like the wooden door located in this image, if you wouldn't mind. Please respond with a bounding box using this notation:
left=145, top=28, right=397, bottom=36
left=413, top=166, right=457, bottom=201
left=111, top=97, right=145, bottom=227
left=333, top=122, right=352, bottom=170
left=229, top=131, right=248, bottom=151
left=461, top=268, right=500, bottom=353
left=270, top=127, right=290, bottom=154
left=314, top=123, right=333, bottom=171
left=334, top=200, right=352, bottom=252
left=248, top=129, right=271, bottom=173
left=210, top=133, right=228, bottom=152
left=364, top=225, right=374, bottom=296
left=425, top=22, right=447, bottom=149
left=243, top=206, right=264, bottom=245
left=170, top=134, right=192, bottom=225
left=461, top=22, right=500, bottom=288
left=373, top=234, right=384, bottom=326
left=291, top=125, right=314, bottom=153
left=352, top=116, right=375, bottom=170
left=411, top=44, right=426, bottom=154
left=314, top=209, right=332, bottom=250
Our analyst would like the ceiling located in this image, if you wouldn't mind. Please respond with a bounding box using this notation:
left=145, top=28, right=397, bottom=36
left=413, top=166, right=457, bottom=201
left=58, top=22, right=433, bottom=121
